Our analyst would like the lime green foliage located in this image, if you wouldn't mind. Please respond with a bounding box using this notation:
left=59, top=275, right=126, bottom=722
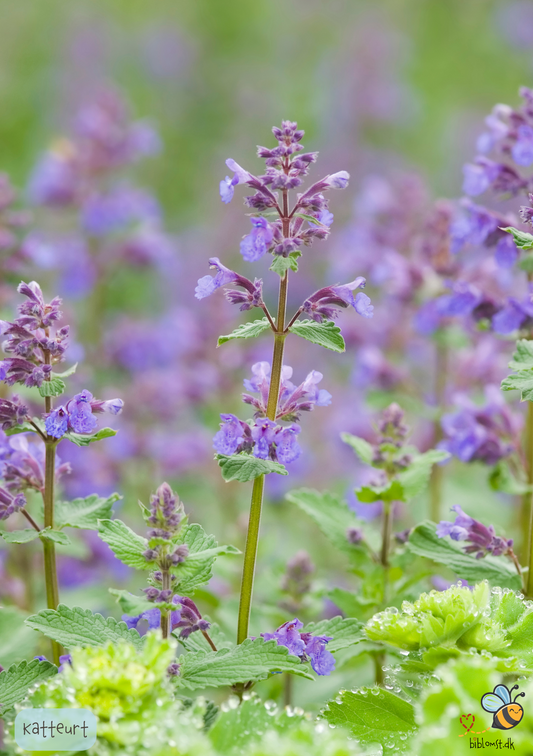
left=323, top=687, right=417, bottom=754
left=217, top=318, right=271, bottom=346
left=366, top=582, right=533, bottom=671
left=411, top=656, right=533, bottom=755
left=10, top=633, right=209, bottom=754
left=0, top=659, right=57, bottom=715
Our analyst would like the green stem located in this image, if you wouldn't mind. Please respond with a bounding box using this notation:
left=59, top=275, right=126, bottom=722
left=524, top=401, right=533, bottom=597
left=43, top=440, right=61, bottom=664
left=429, top=341, right=447, bottom=522
left=237, top=272, right=289, bottom=645
left=161, top=568, right=170, bottom=639
left=283, top=672, right=293, bottom=707
left=376, top=501, right=394, bottom=686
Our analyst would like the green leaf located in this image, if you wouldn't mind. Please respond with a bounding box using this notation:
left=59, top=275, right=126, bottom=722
left=293, top=212, right=323, bottom=226
left=38, top=376, right=65, bottom=398
left=97, top=519, right=149, bottom=570
left=171, top=523, right=240, bottom=594
left=341, top=432, right=375, bottom=465
left=4, top=418, right=45, bottom=437
left=397, top=449, right=450, bottom=499
left=0, top=660, right=57, bottom=712
left=301, top=617, right=363, bottom=653
left=0, top=529, right=40, bottom=544
left=502, top=370, right=533, bottom=401
left=286, top=489, right=372, bottom=566
left=39, top=528, right=71, bottom=545
left=216, top=453, right=287, bottom=482
left=269, top=252, right=301, bottom=277
left=209, top=693, right=305, bottom=754
left=175, top=638, right=313, bottom=690
left=289, top=319, right=345, bottom=353
left=407, top=521, right=521, bottom=590
left=489, top=459, right=531, bottom=495
left=25, top=605, right=144, bottom=651
left=323, top=688, right=417, bottom=754
left=55, top=493, right=121, bottom=530
left=53, top=363, right=78, bottom=378
left=509, top=339, right=533, bottom=370
left=0, top=607, right=42, bottom=667
left=65, top=427, right=117, bottom=446
left=108, top=589, right=174, bottom=617
left=177, top=620, right=232, bottom=653
left=501, top=226, right=533, bottom=250
left=217, top=318, right=271, bottom=347
left=518, top=253, right=533, bottom=272
left=356, top=480, right=405, bottom=503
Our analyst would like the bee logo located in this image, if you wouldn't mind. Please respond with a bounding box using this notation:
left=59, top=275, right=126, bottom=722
left=481, top=684, right=525, bottom=730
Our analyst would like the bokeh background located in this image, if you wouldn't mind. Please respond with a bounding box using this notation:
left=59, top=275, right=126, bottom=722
left=2, top=0, right=533, bottom=706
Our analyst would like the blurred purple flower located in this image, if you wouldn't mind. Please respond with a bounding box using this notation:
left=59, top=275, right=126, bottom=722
left=240, top=217, right=274, bottom=262
left=437, top=505, right=513, bottom=559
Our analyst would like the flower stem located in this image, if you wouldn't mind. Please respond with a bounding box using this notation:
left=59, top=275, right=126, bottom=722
left=237, top=271, right=289, bottom=644
left=161, top=569, right=170, bottom=639
left=524, top=400, right=533, bottom=597
left=43, top=441, right=61, bottom=664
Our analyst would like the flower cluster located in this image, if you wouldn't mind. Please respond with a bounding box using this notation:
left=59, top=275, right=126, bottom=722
left=280, top=551, right=316, bottom=614
left=0, top=486, right=26, bottom=520
left=213, top=363, right=332, bottom=464
left=437, top=505, right=514, bottom=559
left=45, top=390, right=124, bottom=439
left=261, top=618, right=335, bottom=676
left=440, top=385, right=521, bottom=465
left=0, top=396, right=28, bottom=431
left=367, top=403, right=413, bottom=481
left=142, top=482, right=188, bottom=564
left=0, top=281, right=68, bottom=388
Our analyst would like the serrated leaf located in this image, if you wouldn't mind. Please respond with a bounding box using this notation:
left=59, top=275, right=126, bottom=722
left=171, top=523, right=240, bottom=594
left=508, top=339, right=533, bottom=371
left=0, top=660, right=57, bottom=712
left=217, top=318, right=271, bottom=347
left=177, top=620, right=232, bottom=653
left=56, top=493, right=121, bottom=530
left=502, top=370, right=533, bottom=401
left=301, top=617, right=363, bottom=653
left=323, top=688, right=417, bottom=754
left=397, top=449, right=450, bottom=499
left=53, top=363, right=78, bottom=378
left=97, top=519, right=149, bottom=570
left=0, top=529, right=40, bottom=544
left=38, top=377, right=65, bottom=398
left=501, top=226, right=533, bottom=250
left=39, top=528, right=71, bottom=545
left=216, top=453, right=287, bottom=482
left=65, top=427, right=117, bottom=446
left=175, top=638, right=313, bottom=690
left=289, top=319, right=345, bottom=353
left=269, top=252, right=300, bottom=277
left=25, top=605, right=144, bottom=650
left=341, top=433, right=375, bottom=465
left=407, top=521, right=521, bottom=590
left=0, top=607, right=42, bottom=667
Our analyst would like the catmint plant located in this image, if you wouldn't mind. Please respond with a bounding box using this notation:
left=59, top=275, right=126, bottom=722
left=197, top=120, right=373, bottom=645
left=0, top=280, right=123, bottom=662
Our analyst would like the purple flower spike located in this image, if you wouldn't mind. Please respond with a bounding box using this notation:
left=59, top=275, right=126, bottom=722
left=195, top=257, right=259, bottom=303
left=0, top=396, right=28, bottom=430
left=251, top=418, right=278, bottom=459
left=275, top=425, right=302, bottom=464
left=302, top=634, right=335, bottom=676
left=261, top=618, right=335, bottom=676
left=66, top=390, right=98, bottom=434
left=437, top=505, right=513, bottom=560
left=303, top=277, right=369, bottom=321
left=240, top=217, right=274, bottom=262
left=45, top=407, right=69, bottom=438
left=262, top=618, right=306, bottom=656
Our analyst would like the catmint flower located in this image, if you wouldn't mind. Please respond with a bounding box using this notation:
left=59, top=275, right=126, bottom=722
left=318, top=209, right=334, bottom=226
left=251, top=418, right=278, bottom=459
left=213, top=414, right=248, bottom=456
left=275, top=425, right=302, bottom=464
left=262, top=618, right=335, bottom=676
left=58, top=654, right=73, bottom=672
left=303, top=277, right=371, bottom=321
left=437, top=505, right=514, bottom=559
left=0, top=396, right=28, bottom=430
left=167, top=662, right=180, bottom=676
left=1, top=432, right=70, bottom=493
left=122, top=595, right=182, bottom=633
left=146, top=482, right=185, bottom=539
left=172, top=596, right=211, bottom=639
left=512, top=123, right=533, bottom=166
left=495, top=235, right=519, bottom=268
left=239, top=217, right=274, bottom=262
left=520, top=194, right=533, bottom=226
left=195, top=257, right=261, bottom=307
left=492, top=292, right=533, bottom=335
left=325, top=171, right=350, bottom=189
left=44, top=390, right=124, bottom=439
left=0, top=486, right=26, bottom=520
left=243, top=363, right=331, bottom=421
left=219, top=159, right=250, bottom=203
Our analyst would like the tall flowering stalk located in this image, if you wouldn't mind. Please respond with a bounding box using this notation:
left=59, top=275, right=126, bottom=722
left=197, top=121, right=373, bottom=644
left=0, top=281, right=123, bottom=662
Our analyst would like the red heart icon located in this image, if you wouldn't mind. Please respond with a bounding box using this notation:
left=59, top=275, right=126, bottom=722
left=460, top=714, right=475, bottom=732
